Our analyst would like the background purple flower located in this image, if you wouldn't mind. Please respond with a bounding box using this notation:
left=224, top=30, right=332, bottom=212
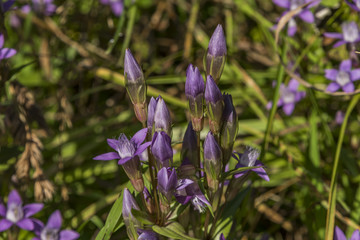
left=33, top=210, right=79, bottom=240
left=273, top=0, right=318, bottom=36
left=175, top=182, right=209, bottom=213
left=324, top=22, right=360, bottom=48
left=0, top=33, right=16, bottom=61
left=267, top=79, right=306, bottom=116
left=334, top=226, right=360, bottom=240
left=1, top=0, right=15, bottom=13
left=325, top=59, right=360, bottom=93
left=100, top=0, right=124, bottom=17
left=0, top=190, right=43, bottom=232
left=31, top=0, right=56, bottom=16
left=346, top=0, right=360, bottom=11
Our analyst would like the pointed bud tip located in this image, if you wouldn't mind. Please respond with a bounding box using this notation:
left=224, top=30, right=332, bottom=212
left=208, top=24, right=227, bottom=56
left=205, top=75, right=223, bottom=103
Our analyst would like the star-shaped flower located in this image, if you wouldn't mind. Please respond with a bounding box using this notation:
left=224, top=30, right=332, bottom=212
left=325, top=59, right=360, bottom=93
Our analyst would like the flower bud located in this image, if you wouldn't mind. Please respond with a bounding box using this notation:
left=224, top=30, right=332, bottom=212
left=123, top=188, right=141, bottom=240
left=220, top=94, right=238, bottom=164
left=180, top=122, right=199, bottom=170
left=151, top=131, right=173, bottom=168
left=204, top=24, right=227, bottom=83
left=205, top=75, right=224, bottom=135
left=147, top=97, right=158, bottom=134
left=203, top=131, right=222, bottom=192
left=185, top=64, right=205, bottom=132
left=157, top=167, right=177, bottom=202
left=154, top=96, right=172, bottom=136
left=143, top=187, right=154, bottom=214
left=124, top=49, right=147, bottom=123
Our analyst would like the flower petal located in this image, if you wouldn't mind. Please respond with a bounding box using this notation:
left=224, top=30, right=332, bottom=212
left=324, top=32, right=343, bottom=39
left=3, top=0, right=15, bottom=12
left=288, top=79, right=299, bottom=91
left=333, top=40, right=346, bottom=48
left=175, top=194, right=192, bottom=205
left=134, top=142, right=151, bottom=157
left=342, top=82, right=355, bottom=93
left=32, top=218, right=44, bottom=236
left=93, top=152, right=119, bottom=161
left=252, top=161, right=270, bottom=181
left=46, top=210, right=62, bottom=229
left=325, top=69, right=338, bottom=81
left=299, top=10, right=314, bottom=23
left=295, top=91, right=306, bottom=102
left=117, top=156, right=132, bottom=165
left=16, top=218, right=34, bottom=230
left=110, top=2, right=123, bottom=16
left=334, top=226, right=346, bottom=240
left=326, top=82, right=340, bottom=92
left=131, top=128, right=148, bottom=147
left=23, top=203, right=43, bottom=218
left=287, top=22, right=297, bottom=36
left=0, top=48, right=17, bottom=59
left=59, top=230, right=80, bottom=240
left=273, top=0, right=290, bottom=8
left=0, top=34, right=4, bottom=48
left=350, top=69, right=360, bottom=81
left=107, top=139, right=119, bottom=151
left=176, top=179, right=194, bottom=190
left=0, top=219, right=13, bottom=231
left=0, top=203, right=6, bottom=217
left=283, top=103, right=295, bottom=116
left=340, top=59, right=352, bottom=72
left=8, top=189, right=22, bottom=206
left=351, top=230, right=360, bottom=240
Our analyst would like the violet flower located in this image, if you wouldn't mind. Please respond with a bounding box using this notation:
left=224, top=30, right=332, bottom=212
left=205, top=24, right=227, bottom=83
left=147, top=96, right=158, bottom=134
left=151, top=131, right=173, bottom=168
left=93, top=128, right=151, bottom=191
left=185, top=64, right=205, bottom=131
left=175, top=182, right=210, bottom=213
left=32, top=0, right=56, bottom=16
left=0, top=0, right=15, bottom=13
left=100, top=0, right=124, bottom=17
left=273, top=0, right=318, bottom=36
left=123, top=188, right=141, bottom=239
left=154, top=96, right=172, bottom=136
left=221, top=94, right=238, bottom=164
left=325, top=59, right=360, bottom=93
left=0, top=190, right=43, bottom=231
left=324, top=22, right=360, bottom=48
left=0, top=34, right=16, bottom=61
left=204, top=131, right=222, bottom=192
left=346, top=0, right=360, bottom=11
left=267, top=79, right=306, bottom=116
left=205, top=75, right=224, bottom=134
left=180, top=122, right=199, bottom=172
left=334, top=226, right=360, bottom=240
left=220, top=233, right=226, bottom=240
left=232, top=147, right=269, bottom=181
left=32, top=210, right=79, bottom=240
left=138, top=229, right=159, bottom=240
left=335, top=110, right=345, bottom=125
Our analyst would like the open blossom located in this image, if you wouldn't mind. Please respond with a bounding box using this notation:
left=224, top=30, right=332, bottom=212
left=33, top=210, right=79, bottom=240
left=346, top=0, right=360, bottom=11
left=175, top=182, right=210, bottom=213
left=0, top=190, right=43, bottom=231
left=324, top=22, right=360, bottom=48
left=0, top=34, right=16, bottom=61
left=273, top=0, right=318, bottom=36
left=334, top=226, right=360, bottom=240
left=100, top=0, right=124, bottom=16
left=267, top=79, right=306, bottom=116
left=232, top=147, right=269, bottom=181
left=325, top=59, right=360, bottom=93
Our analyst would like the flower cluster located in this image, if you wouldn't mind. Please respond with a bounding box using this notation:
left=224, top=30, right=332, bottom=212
left=93, top=24, right=269, bottom=240
left=0, top=190, right=79, bottom=239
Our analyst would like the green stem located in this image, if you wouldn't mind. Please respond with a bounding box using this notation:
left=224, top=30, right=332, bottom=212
left=106, top=12, right=126, bottom=55
left=325, top=94, right=360, bottom=240
left=260, top=43, right=287, bottom=161
left=118, top=5, right=137, bottom=66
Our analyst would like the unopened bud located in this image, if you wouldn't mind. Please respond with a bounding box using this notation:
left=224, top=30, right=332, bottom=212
left=205, top=75, right=224, bottom=135
left=203, top=131, right=222, bottom=192
left=181, top=122, right=199, bottom=170
left=151, top=131, right=173, bottom=168
left=154, top=96, right=172, bottom=136
left=123, top=188, right=141, bottom=239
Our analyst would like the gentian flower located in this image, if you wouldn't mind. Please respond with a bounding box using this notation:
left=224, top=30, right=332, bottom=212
left=334, top=226, right=360, bottom=240
left=0, top=0, right=15, bottom=13
left=325, top=59, right=360, bottom=93
left=0, top=33, right=16, bottom=61
left=32, top=210, right=79, bottom=240
left=205, top=75, right=224, bottom=134
left=147, top=96, right=158, bottom=134
left=9, top=5, right=31, bottom=28
left=185, top=64, right=205, bottom=131
left=205, top=24, right=227, bottom=83
left=232, top=147, right=269, bottom=181
left=153, top=96, right=172, bottom=136
left=123, top=188, right=141, bottom=239
left=324, top=22, right=360, bottom=48
left=346, top=0, right=360, bottom=11
left=204, top=131, right=222, bottom=192
left=151, top=131, right=173, bottom=168
left=31, top=0, right=56, bottom=16
left=138, top=229, right=159, bottom=240
left=124, top=49, right=147, bottom=124
left=175, top=182, right=210, bottom=213
left=273, top=0, right=318, bottom=36
left=0, top=190, right=43, bottom=231
left=180, top=122, right=199, bottom=173
left=100, top=0, right=124, bottom=17
left=93, top=128, right=151, bottom=192
left=267, top=79, right=306, bottom=116
left=220, top=233, right=226, bottom=240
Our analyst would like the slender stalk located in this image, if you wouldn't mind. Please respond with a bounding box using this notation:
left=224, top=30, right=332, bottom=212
left=260, top=43, right=287, bottom=161
left=325, top=94, right=360, bottom=240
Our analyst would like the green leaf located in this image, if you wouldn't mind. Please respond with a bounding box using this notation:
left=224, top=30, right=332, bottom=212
left=131, top=208, right=154, bottom=225
left=152, top=222, right=200, bottom=240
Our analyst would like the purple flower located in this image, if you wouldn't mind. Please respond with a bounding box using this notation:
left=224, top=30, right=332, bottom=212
left=147, top=97, right=158, bottom=133
left=175, top=182, right=210, bottom=213
left=273, top=0, right=318, bottom=36
left=205, top=75, right=224, bottom=134
left=204, top=131, right=222, bottom=191
left=232, top=147, right=269, bottom=181
left=334, top=226, right=360, bottom=240
left=220, top=233, right=226, bottom=240
left=325, top=59, right=360, bottom=93
left=324, top=22, right=360, bottom=48
left=0, top=0, right=15, bottom=13
left=138, top=229, right=159, bottom=240
left=0, top=190, right=43, bottom=231
left=181, top=122, right=199, bottom=171
left=0, top=34, right=16, bottom=61
left=205, top=24, right=227, bottom=83
left=32, top=0, right=57, bottom=16
left=100, top=0, right=124, bottom=17
left=221, top=94, right=238, bottom=164
left=346, top=0, right=360, bottom=11
left=185, top=64, right=205, bottom=131
left=93, top=128, right=151, bottom=191
left=123, top=188, right=141, bottom=239
left=151, top=131, right=173, bottom=168
left=335, top=110, right=345, bottom=125
left=267, top=79, right=306, bottom=116
left=9, top=5, right=31, bottom=28
left=154, top=96, right=172, bottom=136
left=32, top=210, right=79, bottom=240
